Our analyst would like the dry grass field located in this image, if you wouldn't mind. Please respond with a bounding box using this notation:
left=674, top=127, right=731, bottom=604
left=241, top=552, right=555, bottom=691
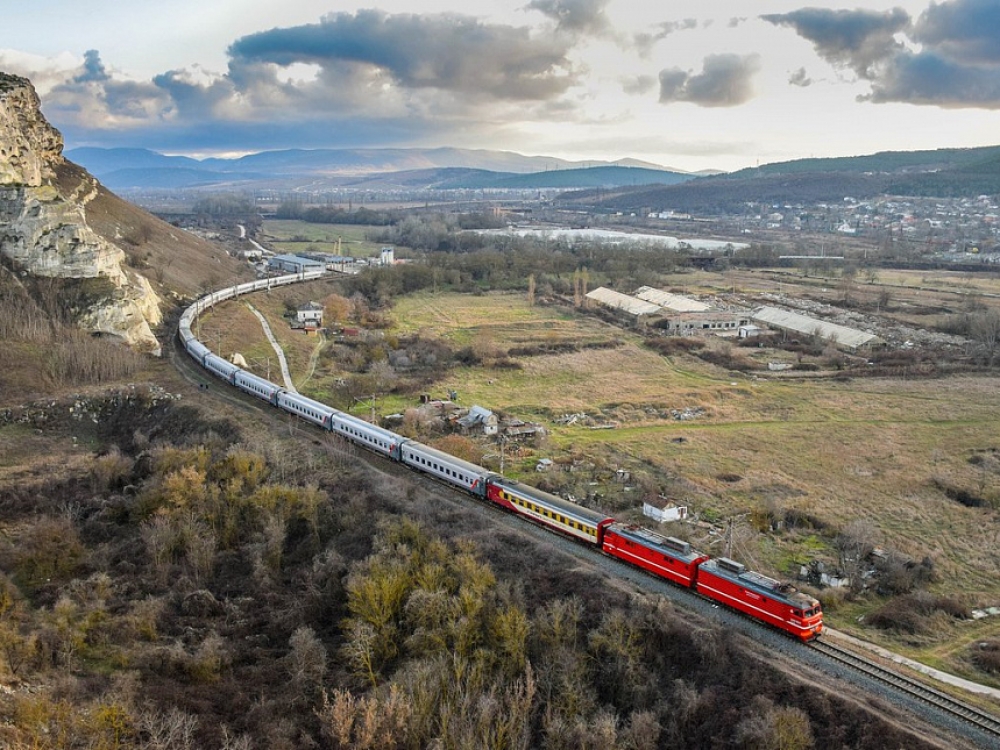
left=207, top=275, right=1000, bottom=683
left=259, top=220, right=385, bottom=258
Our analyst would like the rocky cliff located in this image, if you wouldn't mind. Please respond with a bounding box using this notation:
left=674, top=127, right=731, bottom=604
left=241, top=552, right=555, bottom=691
left=0, top=72, right=163, bottom=353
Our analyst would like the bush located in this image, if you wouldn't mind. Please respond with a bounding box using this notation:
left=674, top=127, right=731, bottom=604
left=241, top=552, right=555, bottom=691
left=645, top=337, right=705, bottom=356
left=970, top=639, right=1000, bottom=674
left=866, top=592, right=966, bottom=634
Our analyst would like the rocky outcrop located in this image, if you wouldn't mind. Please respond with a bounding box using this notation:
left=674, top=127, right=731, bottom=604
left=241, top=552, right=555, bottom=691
left=0, top=73, right=162, bottom=353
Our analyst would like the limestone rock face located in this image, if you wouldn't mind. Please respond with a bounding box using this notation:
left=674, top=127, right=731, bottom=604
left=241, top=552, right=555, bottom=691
left=0, top=73, right=162, bottom=353
left=0, top=73, right=62, bottom=187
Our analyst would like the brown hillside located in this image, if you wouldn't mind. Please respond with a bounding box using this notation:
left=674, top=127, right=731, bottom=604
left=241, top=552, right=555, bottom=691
left=55, top=161, right=251, bottom=299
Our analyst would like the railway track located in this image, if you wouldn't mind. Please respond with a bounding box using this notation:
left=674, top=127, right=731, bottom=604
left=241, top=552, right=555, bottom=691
left=809, top=639, right=1000, bottom=740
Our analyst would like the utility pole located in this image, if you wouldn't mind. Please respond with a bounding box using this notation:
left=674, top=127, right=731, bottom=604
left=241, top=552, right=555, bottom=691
left=250, top=356, right=271, bottom=380
left=484, top=433, right=508, bottom=476
left=352, top=393, right=378, bottom=423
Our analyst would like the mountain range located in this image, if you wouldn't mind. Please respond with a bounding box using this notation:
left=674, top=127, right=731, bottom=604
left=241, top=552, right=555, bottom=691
left=66, top=146, right=696, bottom=192
left=67, top=143, right=1000, bottom=205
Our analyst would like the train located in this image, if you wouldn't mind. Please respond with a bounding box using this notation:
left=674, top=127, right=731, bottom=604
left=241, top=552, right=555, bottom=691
left=178, top=272, right=824, bottom=641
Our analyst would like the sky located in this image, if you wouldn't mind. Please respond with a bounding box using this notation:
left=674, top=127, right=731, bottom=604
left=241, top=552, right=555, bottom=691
left=3, top=0, right=1000, bottom=172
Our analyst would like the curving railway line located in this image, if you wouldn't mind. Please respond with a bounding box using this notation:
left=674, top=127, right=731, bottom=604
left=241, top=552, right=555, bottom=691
left=172, top=269, right=1000, bottom=749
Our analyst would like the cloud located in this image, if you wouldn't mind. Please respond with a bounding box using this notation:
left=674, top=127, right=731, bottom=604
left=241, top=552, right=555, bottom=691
left=765, top=0, right=1000, bottom=109
left=912, top=0, right=1000, bottom=64
left=864, top=50, right=1000, bottom=108
left=45, top=53, right=173, bottom=127
left=524, top=0, right=612, bottom=37
left=761, top=7, right=910, bottom=79
left=658, top=53, right=761, bottom=107
left=788, top=67, right=812, bottom=87
left=6, top=9, right=598, bottom=152
left=74, top=50, right=109, bottom=83
left=633, top=19, right=698, bottom=57
left=621, top=74, right=657, bottom=96
left=228, top=9, right=577, bottom=101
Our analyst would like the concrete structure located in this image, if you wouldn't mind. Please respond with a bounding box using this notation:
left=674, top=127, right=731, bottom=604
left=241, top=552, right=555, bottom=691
left=634, top=286, right=711, bottom=312
left=585, top=287, right=663, bottom=317
left=752, top=306, right=882, bottom=351
left=379, top=247, right=395, bottom=266
left=659, top=310, right=751, bottom=335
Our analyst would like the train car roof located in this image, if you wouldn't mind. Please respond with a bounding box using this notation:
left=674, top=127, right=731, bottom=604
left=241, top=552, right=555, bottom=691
left=607, top=523, right=707, bottom=564
left=330, top=411, right=404, bottom=441
left=490, top=476, right=610, bottom=526
left=279, top=391, right=336, bottom=413
left=699, top=557, right=817, bottom=608
left=235, top=370, right=281, bottom=388
left=402, top=441, right=492, bottom=476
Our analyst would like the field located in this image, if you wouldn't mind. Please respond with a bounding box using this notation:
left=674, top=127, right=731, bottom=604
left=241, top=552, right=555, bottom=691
left=259, top=220, right=387, bottom=258
left=209, top=271, right=1000, bottom=683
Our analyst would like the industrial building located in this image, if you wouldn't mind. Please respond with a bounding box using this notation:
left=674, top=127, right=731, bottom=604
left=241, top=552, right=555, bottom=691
left=585, top=287, right=664, bottom=318
left=751, top=306, right=883, bottom=351
left=633, top=286, right=711, bottom=313
left=586, top=286, right=747, bottom=334
left=267, top=254, right=325, bottom=274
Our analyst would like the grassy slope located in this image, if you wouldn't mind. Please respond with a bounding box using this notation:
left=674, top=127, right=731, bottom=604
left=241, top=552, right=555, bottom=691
left=57, top=162, right=250, bottom=298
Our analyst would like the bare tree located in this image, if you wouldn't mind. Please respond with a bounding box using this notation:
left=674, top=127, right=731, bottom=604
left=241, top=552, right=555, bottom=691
left=971, top=309, right=1000, bottom=366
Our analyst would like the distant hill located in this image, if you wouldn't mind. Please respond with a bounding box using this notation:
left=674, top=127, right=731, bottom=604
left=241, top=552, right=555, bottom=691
left=67, top=146, right=683, bottom=192
left=558, top=171, right=891, bottom=214
left=68, top=142, right=1000, bottom=204
left=444, top=165, right=691, bottom=190
left=559, top=143, right=1000, bottom=213
left=728, top=144, right=1000, bottom=179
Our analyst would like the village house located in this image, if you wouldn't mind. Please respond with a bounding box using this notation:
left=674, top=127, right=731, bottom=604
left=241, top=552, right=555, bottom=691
left=296, top=301, right=324, bottom=329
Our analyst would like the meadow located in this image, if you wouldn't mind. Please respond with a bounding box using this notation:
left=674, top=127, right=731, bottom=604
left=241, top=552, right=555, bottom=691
left=259, top=220, right=386, bottom=259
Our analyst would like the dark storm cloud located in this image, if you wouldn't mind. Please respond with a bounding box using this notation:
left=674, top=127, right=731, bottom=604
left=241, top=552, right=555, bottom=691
left=228, top=9, right=577, bottom=100
left=865, top=49, right=1000, bottom=107
left=764, top=0, right=1000, bottom=109
left=658, top=53, right=760, bottom=107
left=761, top=7, right=910, bottom=79
left=912, top=0, right=1000, bottom=64
left=525, top=0, right=612, bottom=37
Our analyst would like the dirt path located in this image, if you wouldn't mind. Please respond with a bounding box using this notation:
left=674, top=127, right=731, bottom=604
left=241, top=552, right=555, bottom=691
left=296, top=334, right=327, bottom=390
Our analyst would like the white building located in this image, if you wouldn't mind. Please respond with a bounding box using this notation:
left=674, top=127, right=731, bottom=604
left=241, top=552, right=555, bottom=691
left=296, top=301, right=324, bottom=327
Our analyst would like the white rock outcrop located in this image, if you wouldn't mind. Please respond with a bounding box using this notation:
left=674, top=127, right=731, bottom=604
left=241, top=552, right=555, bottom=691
left=0, top=72, right=162, bottom=353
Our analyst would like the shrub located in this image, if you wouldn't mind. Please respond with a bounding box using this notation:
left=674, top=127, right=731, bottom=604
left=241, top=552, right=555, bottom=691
left=970, top=639, right=1000, bottom=674
left=866, top=592, right=966, bottom=634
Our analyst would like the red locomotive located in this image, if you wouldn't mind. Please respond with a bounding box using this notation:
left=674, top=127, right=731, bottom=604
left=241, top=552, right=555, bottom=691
left=695, top=557, right=823, bottom=640
left=598, top=524, right=822, bottom=641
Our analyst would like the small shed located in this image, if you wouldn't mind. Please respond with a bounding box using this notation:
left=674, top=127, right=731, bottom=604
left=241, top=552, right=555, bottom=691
left=457, top=405, right=498, bottom=436
left=642, top=498, right=689, bottom=523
